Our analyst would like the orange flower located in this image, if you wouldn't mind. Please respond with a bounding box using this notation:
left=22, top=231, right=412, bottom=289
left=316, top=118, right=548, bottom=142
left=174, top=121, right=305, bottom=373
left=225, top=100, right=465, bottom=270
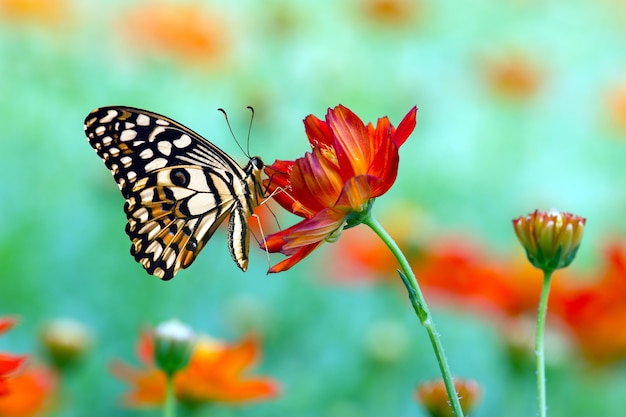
left=605, top=84, right=626, bottom=131
left=0, top=317, right=26, bottom=397
left=480, top=53, right=543, bottom=100
left=359, top=0, right=422, bottom=27
left=416, top=378, right=481, bottom=417
left=0, top=365, right=56, bottom=417
left=121, top=2, right=229, bottom=65
left=263, top=105, right=417, bottom=272
left=0, top=0, right=69, bottom=24
left=112, top=331, right=279, bottom=407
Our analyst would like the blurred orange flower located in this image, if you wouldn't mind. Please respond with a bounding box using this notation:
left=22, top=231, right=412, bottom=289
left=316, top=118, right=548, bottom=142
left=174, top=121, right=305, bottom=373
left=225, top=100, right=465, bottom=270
left=122, top=2, right=229, bottom=65
left=605, top=84, right=626, bottom=131
left=359, top=0, right=422, bottom=27
left=0, top=317, right=26, bottom=397
left=480, top=53, right=543, bottom=100
left=0, top=0, right=69, bottom=24
left=416, top=378, right=481, bottom=417
left=0, top=365, right=56, bottom=417
left=112, top=331, right=279, bottom=407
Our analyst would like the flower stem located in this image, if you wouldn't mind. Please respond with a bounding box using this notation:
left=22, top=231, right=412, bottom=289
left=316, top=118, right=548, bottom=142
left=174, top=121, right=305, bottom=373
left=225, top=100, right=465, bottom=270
left=535, top=270, right=553, bottom=417
left=362, top=214, right=464, bottom=417
left=164, top=373, right=176, bottom=417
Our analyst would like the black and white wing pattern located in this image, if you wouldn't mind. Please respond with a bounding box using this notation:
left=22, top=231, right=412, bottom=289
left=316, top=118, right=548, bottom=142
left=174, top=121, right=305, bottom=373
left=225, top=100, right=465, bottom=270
left=84, top=106, right=264, bottom=280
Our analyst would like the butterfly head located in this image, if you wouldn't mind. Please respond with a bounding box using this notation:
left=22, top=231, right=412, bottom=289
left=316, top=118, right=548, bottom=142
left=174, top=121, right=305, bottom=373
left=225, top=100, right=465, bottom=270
left=250, top=156, right=264, bottom=171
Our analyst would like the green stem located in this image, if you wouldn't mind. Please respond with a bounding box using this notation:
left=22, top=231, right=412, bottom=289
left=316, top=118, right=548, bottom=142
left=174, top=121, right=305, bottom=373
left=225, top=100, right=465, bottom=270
left=164, top=373, right=176, bottom=417
left=362, top=213, right=464, bottom=417
left=536, top=270, right=553, bottom=417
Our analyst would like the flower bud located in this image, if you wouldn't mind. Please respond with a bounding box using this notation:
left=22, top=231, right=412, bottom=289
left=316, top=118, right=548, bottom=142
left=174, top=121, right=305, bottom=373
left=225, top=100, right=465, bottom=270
left=512, top=209, right=586, bottom=272
left=39, top=318, right=91, bottom=371
left=154, top=319, right=195, bottom=377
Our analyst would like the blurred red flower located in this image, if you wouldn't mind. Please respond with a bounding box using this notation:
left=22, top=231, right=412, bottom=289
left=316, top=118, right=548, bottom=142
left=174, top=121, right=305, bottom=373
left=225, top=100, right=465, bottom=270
left=413, top=240, right=542, bottom=317
left=329, top=212, right=626, bottom=366
left=263, top=104, right=417, bottom=272
left=112, top=331, right=279, bottom=407
left=0, top=317, right=26, bottom=397
left=0, top=317, right=56, bottom=417
left=554, top=241, right=626, bottom=364
left=330, top=226, right=546, bottom=318
left=0, top=365, right=57, bottom=417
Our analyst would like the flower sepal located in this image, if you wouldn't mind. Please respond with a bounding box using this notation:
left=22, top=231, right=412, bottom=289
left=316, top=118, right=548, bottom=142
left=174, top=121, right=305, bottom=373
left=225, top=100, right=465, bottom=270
left=153, top=319, right=195, bottom=377
left=343, top=199, right=375, bottom=230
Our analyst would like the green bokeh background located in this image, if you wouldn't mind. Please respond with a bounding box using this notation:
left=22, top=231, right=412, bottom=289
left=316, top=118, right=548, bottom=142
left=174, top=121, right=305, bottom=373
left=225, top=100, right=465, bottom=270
left=2, top=0, right=626, bottom=416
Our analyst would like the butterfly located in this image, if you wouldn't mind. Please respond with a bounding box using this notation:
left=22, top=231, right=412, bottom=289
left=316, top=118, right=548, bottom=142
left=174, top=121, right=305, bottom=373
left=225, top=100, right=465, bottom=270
left=84, top=106, right=265, bottom=280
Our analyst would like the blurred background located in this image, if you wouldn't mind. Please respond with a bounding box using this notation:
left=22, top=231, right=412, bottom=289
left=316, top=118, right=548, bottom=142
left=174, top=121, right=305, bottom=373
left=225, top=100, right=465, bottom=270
left=2, top=0, right=626, bottom=415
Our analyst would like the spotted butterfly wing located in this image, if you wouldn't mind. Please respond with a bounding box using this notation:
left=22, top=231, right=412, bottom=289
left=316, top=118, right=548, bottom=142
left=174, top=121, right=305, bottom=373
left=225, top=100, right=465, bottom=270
left=84, top=106, right=264, bottom=280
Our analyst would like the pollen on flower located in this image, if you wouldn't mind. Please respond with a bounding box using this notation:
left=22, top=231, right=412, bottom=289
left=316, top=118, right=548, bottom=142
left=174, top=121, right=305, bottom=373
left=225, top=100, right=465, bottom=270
left=320, top=146, right=338, bottom=165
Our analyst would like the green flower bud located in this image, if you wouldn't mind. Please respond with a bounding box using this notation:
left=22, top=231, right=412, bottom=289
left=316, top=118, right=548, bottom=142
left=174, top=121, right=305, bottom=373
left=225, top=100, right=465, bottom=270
left=154, top=319, right=195, bottom=377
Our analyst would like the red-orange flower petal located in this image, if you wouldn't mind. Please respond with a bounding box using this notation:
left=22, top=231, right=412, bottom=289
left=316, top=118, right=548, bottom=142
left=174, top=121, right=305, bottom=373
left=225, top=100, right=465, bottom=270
left=327, top=105, right=372, bottom=178
left=390, top=106, right=418, bottom=147
left=0, top=356, right=24, bottom=380
left=291, top=147, right=344, bottom=212
left=110, top=361, right=166, bottom=406
left=0, top=318, right=16, bottom=334
left=303, top=113, right=333, bottom=149
left=177, top=336, right=278, bottom=404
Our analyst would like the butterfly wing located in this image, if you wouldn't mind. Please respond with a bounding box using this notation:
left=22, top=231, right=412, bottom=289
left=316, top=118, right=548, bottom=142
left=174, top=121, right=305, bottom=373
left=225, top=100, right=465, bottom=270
left=84, top=106, right=256, bottom=280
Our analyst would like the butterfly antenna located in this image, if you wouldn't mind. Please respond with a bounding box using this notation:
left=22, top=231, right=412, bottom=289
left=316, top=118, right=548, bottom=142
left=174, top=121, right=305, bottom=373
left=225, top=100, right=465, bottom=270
left=246, top=106, right=254, bottom=157
left=218, top=108, right=248, bottom=158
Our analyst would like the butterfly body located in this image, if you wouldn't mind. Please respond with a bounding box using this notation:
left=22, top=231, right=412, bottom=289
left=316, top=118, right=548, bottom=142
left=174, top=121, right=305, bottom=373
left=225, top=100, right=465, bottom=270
left=84, top=106, right=264, bottom=280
